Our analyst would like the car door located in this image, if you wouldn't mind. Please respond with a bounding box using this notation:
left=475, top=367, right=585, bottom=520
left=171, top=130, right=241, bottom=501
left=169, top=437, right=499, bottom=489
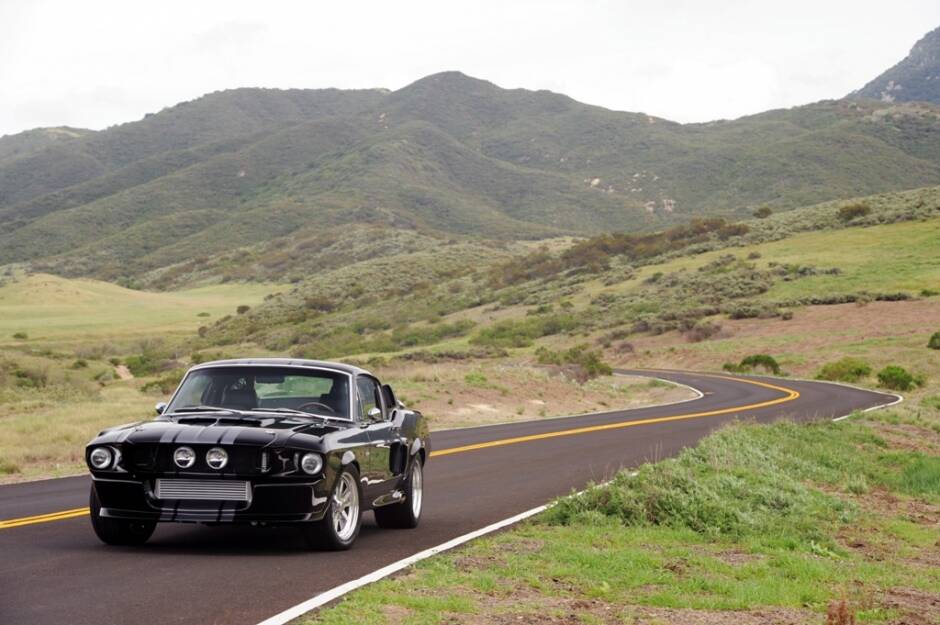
left=356, top=375, right=394, bottom=500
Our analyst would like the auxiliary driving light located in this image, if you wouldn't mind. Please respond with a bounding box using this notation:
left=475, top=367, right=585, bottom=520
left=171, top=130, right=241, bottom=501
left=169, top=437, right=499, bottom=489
left=206, top=447, right=228, bottom=470
left=300, top=453, right=323, bottom=475
left=173, top=446, right=196, bottom=469
left=89, top=447, right=113, bottom=470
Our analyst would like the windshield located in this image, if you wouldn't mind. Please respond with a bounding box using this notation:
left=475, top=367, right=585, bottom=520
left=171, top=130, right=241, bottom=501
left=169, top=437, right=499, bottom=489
left=165, top=366, right=351, bottom=419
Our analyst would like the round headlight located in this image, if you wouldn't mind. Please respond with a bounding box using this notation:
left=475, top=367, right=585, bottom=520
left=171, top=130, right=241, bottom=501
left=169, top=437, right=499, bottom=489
left=300, top=453, right=323, bottom=475
left=173, top=446, right=196, bottom=469
left=89, top=447, right=112, bottom=470
left=206, top=447, right=228, bottom=470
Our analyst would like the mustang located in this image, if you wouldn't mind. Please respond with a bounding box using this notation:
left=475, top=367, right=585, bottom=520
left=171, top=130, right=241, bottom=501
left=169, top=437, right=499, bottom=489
left=85, top=358, right=429, bottom=550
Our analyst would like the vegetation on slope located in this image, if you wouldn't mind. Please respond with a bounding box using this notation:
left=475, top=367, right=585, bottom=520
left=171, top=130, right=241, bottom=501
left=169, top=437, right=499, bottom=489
left=3, top=72, right=940, bottom=282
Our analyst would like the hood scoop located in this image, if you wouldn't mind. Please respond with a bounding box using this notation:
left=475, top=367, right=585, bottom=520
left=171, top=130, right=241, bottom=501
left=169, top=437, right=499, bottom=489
left=174, top=416, right=265, bottom=427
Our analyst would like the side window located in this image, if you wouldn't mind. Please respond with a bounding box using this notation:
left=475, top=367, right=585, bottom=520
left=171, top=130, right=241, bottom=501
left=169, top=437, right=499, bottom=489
left=356, top=376, right=382, bottom=421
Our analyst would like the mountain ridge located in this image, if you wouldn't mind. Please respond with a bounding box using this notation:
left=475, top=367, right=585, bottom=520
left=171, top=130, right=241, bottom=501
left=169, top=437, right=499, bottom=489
left=3, top=33, right=940, bottom=283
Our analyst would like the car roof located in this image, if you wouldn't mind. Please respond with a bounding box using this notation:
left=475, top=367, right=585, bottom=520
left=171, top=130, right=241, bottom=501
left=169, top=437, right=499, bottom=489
left=189, top=358, right=373, bottom=377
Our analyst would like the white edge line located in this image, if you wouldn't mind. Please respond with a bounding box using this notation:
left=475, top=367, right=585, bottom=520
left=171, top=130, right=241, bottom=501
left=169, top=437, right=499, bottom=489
left=254, top=504, right=549, bottom=625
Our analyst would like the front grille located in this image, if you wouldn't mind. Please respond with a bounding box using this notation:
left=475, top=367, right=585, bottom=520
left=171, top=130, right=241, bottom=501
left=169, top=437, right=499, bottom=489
left=154, top=479, right=250, bottom=501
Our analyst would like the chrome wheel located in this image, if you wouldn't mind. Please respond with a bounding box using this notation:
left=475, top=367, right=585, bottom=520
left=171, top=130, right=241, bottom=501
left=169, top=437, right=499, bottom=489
left=410, top=460, right=423, bottom=519
left=332, top=472, right=359, bottom=541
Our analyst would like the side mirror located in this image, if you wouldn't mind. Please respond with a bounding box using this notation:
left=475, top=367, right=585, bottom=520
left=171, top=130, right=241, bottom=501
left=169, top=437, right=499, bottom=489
left=367, top=407, right=382, bottom=421
left=155, top=402, right=167, bottom=415
left=381, top=384, right=397, bottom=409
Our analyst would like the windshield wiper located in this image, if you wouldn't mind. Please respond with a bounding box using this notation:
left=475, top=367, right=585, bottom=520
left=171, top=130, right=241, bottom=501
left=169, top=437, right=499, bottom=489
left=248, top=407, right=347, bottom=422
left=168, top=405, right=247, bottom=416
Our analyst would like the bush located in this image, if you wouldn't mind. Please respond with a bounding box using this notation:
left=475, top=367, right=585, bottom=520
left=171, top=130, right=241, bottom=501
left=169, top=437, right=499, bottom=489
left=536, top=344, right=612, bottom=382
left=928, top=332, right=940, bottom=350
left=12, top=332, right=27, bottom=340
left=140, top=370, right=184, bottom=395
left=876, top=365, right=920, bottom=391
left=816, top=357, right=872, bottom=383
left=753, top=206, right=773, bottom=219
left=70, top=359, right=89, bottom=370
left=682, top=320, right=722, bottom=343
left=837, top=202, right=871, bottom=221
left=471, top=314, right=577, bottom=348
left=236, top=305, right=251, bottom=315
left=739, top=354, right=781, bottom=375
left=921, top=289, right=939, bottom=297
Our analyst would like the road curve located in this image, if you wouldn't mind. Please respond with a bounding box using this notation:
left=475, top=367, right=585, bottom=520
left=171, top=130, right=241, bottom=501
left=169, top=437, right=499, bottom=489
left=0, top=370, right=897, bottom=625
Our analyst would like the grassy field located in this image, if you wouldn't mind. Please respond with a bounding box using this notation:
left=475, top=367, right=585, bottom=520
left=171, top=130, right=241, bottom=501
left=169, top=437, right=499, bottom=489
left=619, top=216, right=940, bottom=302
left=0, top=273, right=284, bottom=346
left=0, top=274, right=286, bottom=479
left=300, top=411, right=940, bottom=625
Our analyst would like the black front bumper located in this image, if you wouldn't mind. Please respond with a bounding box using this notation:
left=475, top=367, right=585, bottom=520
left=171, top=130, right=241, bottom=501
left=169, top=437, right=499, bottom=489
left=93, top=477, right=330, bottom=524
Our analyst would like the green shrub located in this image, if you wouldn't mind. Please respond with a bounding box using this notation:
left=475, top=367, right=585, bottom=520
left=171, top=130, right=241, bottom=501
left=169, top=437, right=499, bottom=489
left=12, top=332, right=27, bottom=340
left=471, top=314, right=577, bottom=348
left=753, top=206, right=773, bottom=219
left=739, top=354, right=781, bottom=375
left=70, top=359, right=88, bottom=370
left=0, top=459, right=20, bottom=475
left=12, top=366, right=47, bottom=388
left=876, top=365, right=921, bottom=391
left=928, top=332, right=940, bottom=350
left=463, top=372, right=489, bottom=388
left=838, top=202, right=871, bottom=221
left=816, top=357, right=872, bottom=383
left=236, top=305, right=251, bottom=315
left=140, top=370, right=184, bottom=395
left=921, top=289, right=939, bottom=297
left=535, top=345, right=612, bottom=381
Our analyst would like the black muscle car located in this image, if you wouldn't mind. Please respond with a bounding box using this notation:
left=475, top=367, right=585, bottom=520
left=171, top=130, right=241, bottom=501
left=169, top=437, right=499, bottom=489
left=85, top=358, right=429, bottom=550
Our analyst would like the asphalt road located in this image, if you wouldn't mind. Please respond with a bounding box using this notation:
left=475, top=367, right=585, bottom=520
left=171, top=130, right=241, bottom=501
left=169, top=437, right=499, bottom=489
left=0, top=370, right=897, bottom=625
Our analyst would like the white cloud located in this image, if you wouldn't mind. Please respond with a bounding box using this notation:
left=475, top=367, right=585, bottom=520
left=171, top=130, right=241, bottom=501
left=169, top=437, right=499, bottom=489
left=1, top=0, right=938, bottom=136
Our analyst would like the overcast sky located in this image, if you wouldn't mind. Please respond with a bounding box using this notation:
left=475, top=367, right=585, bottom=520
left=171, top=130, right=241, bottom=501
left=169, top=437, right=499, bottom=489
left=2, top=0, right=939, bottom=137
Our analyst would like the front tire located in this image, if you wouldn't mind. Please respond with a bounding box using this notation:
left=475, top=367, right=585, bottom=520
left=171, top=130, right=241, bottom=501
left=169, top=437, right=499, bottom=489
left=302, top=466, right=362, bottom=551
left=374, top=455, right=423, bottom=529
left=89, top=484, right=156, bottom=546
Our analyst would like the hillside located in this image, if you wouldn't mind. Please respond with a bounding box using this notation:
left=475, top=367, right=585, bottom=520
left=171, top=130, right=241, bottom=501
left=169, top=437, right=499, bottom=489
left=852, top=25, right=940, bottom=104
left=3, top=65, right=940, bottom=282
left=199, top=185, right=940, bottom=362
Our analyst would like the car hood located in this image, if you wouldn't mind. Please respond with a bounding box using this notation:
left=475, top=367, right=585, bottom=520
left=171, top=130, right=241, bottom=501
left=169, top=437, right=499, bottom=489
left=91, top=414, right=345, bottom=448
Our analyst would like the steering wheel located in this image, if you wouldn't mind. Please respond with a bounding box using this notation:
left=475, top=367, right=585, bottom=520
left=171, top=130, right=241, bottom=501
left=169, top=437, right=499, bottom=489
left=296, top=401, right=336, bottom=414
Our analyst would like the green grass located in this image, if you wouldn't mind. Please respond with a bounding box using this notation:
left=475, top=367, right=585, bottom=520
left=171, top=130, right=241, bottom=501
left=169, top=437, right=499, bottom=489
left=0, top=273, right=283, bottom=345
left=300, top=415, right=940, bottom=624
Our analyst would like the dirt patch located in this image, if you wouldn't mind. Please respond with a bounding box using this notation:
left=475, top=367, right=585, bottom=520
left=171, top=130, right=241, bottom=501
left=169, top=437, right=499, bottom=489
left=621, top=605, right=821, bottom=625
left=880, top=587, right=940, bottom=625
left=380, top=604, right=412, bottom=625
left=866, top=421, right=940, bottom=455
left=614, top=299, right=940, bottom=380
left=114, top=365, right=133, bottom=380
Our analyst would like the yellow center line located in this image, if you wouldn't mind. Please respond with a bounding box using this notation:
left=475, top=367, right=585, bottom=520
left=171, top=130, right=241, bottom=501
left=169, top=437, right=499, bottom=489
left=0, top=507, right=89, bottom=529
left=429, top=373, right=799, bottom=457
left=0, top=374, right=800, bottom=530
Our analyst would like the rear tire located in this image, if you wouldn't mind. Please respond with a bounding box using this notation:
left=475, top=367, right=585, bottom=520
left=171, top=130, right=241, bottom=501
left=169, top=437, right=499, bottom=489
left=374, top=455, right=423, bottom=529
left=301, top=466, right=362, bottom=551
left=89, top=484, right=156, bottom=546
